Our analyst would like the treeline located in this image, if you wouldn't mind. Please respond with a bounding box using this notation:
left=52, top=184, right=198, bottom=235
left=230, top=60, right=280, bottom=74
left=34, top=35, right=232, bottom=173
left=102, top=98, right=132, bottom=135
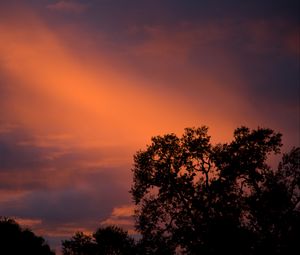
left=0, top=217, right=55, bottom=255
left=1, top=126, right=299, bottom=255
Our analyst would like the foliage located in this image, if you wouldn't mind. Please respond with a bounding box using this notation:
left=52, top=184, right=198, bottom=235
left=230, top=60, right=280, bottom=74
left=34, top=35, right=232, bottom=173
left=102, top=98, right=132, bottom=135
left=62, top=225, right=136, bottom=255
left=0, top=217, right=55, bottom=255
left=131, top=126, right=299, bottom=254
left=94, top=225, right=136, bottom=255
left=62, top=232, right=96, bottom=255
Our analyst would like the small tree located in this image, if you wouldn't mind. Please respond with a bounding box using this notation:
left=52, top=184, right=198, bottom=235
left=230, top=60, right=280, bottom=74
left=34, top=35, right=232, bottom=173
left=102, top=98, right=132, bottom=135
left=131, top=126, right=299, bottom=254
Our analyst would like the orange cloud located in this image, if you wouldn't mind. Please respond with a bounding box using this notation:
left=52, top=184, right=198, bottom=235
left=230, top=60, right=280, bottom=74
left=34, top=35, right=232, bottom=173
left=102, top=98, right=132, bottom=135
left=100, top=205, right=135, bottom=234
left=0, top=13, right=206, bottom=154
left=37, top=225, right=93, bottom=238
left=111, top=205, right=135, bottom=217
left=0, top=190, right=30, bottom=203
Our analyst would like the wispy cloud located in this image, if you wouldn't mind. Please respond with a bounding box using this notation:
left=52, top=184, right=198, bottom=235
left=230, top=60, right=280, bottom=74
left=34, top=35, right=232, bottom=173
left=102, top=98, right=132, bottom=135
left=47, top=0, right=89, bottom=13
left=14, top=217, right=42, bottom=228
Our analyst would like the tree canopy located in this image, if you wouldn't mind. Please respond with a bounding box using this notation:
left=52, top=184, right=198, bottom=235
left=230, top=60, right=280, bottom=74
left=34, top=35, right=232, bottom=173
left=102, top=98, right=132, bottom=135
left=131, top=126, right=300, bottom=254
left=0, top=217, right=55, bottom=255
left=62, top=225, right=136, bottom=255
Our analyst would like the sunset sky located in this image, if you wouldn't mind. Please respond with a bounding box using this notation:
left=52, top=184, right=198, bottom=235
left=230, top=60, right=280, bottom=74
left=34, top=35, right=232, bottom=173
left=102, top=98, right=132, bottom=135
left=0, top=0, right=299, bottom=252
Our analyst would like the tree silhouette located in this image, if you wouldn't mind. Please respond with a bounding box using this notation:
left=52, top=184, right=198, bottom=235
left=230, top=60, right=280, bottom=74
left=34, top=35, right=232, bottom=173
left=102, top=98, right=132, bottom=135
left=94, top=225, right=136, bottom=255
left=62, top=225, right=136, bottom=255
left=131, top=126, right=300, bottom=254
left=62, top=231, right=96, bottom=255
left=0, top=217, right=55, bottom=255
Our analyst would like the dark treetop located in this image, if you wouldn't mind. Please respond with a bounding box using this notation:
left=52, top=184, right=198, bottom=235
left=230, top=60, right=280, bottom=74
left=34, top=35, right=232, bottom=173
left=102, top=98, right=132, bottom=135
left=0, top=217, right=55, bottom=255
left=131, top=126, right=299, bottom=255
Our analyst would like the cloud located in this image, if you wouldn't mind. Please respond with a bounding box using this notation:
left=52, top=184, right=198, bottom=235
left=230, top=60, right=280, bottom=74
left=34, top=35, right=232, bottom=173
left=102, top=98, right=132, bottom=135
left=0, top=190, right=30, bottom=203
left=0, top=124, right=132, bottom=240
left=47, top=1, right=89, bottom=13
left=0, top=127, right=132, bottom=194
left=14, top=217, right=43, bottom=228
left=0, top=2, right=298, bottom=253
left=0, top=123, right=19, bottom=134
left=0, top=164, right=133, bottom=252
left=241, top=18, right=299, bottom=57
left=0, top=10, right=203, bottom=150
left=122, top=18, right=299, bottom=145
left=128, top=18, right=299, bottom=68
left=100, top=205, right=135, bottom=234
left=111, top=205, right=135, bottom=217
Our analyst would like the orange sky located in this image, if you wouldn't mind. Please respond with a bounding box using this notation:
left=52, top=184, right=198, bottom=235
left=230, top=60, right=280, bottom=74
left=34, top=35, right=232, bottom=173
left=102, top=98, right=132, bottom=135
left=0, top=1, right=299, bottom=253
left=0, top=10, right=246, bottom=147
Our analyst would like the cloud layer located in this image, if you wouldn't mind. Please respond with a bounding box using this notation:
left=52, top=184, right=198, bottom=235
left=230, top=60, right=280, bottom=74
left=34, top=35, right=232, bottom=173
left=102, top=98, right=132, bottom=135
left=0, top=0, right=299, bottom=253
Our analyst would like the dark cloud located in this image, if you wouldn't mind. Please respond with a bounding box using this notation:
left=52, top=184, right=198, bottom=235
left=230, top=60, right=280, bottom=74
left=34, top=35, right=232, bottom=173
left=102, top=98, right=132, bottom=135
left=0, top=132, right=46, bottom=171
left=0, top=172, right=129, bottom=222
left=41, top=0, right=299, bottom=32
left=0, top=126, right=132, bottom=252
left=0, top=126, right=131, bottom=224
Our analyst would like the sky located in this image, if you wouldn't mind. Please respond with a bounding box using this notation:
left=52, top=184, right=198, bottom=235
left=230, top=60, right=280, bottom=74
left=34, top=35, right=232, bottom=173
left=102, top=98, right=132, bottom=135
left=0, top=0, right=299, bottom=253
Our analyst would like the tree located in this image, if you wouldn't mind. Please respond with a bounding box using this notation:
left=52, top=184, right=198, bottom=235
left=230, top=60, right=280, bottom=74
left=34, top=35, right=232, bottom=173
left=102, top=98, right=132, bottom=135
left=62, top=232, right=96, bottom=255
left=0, top=217, right=55, bottom=255
left=131, top=126, right=300, bottom=254
left=94, top=225, right=136, bottom=255
left=62, top=225, right=136, bottom=255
